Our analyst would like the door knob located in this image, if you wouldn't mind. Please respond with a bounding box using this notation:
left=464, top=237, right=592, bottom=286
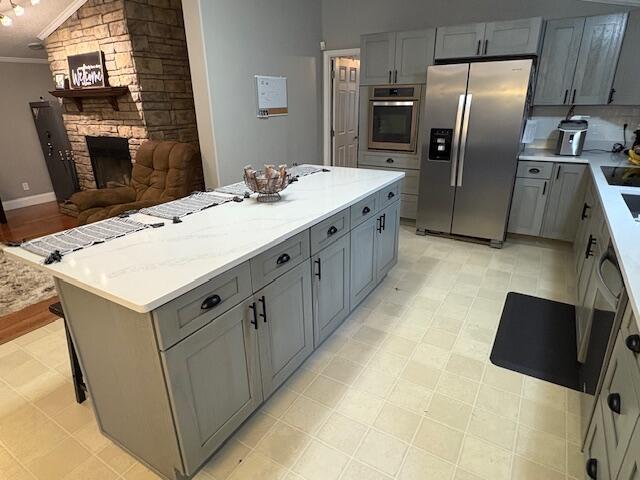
left=626, top=334, right=640, bottom=353
left=607, top=393, right=621, bottom=414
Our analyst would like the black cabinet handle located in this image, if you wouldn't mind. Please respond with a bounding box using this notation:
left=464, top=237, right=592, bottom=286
left=258, top=295, right=267, bottom=323
left=585, top=235, right=596, bottom=259
left=626, top=334, right=640, bottom=354
left=201, top=294, right=221, bottom=310
left=572, top=89, right=577, bottom=103
left=607, top=393, right=621, bottom=414
left=586, top=458, right=598, bottom=479
left=327, top=225, right=338, bottom=236
left=386, top=158, right=394, bottom=164
left=249, top=302, right=258, bottom=330
left=387, top=191, right=395, bottom=199
left=276, top=253, right=291, bottom=265
left=556, top=165, right=562, bottom=180
left=542, top=181, right=547, bottom=196
left=394, top=70, right=398, bottom=83
left=314, top=258, right=322, bottom=280
left=483, top=39, right=488, bottom=55
left=381, top=213, right=386, bottom=231
left=388, top=70, right=392, bottom=83
left=608, top=88, right=616, bottom=104
left=529, top=168, right=540, bottom=174
left=581, top=203, right=591, bottom=220
left=376, top=217, right=382, bottom=233
left=563, top=89, right=569, bottom=104
left=476, top=39, right=481, bottom=55
left=362, top=206, right=371, bottom=215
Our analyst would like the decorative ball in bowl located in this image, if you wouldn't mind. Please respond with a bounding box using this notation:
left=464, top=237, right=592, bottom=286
left=243, top=164, right=291, bottom=202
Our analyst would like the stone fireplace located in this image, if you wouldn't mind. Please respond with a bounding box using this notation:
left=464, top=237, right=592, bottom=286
left=45, top=0, right=201, bottom=191
left=86, top=136, right=132, bottom=188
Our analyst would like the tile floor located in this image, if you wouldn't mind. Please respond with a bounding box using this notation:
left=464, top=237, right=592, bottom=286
left=0, top=223, right=585, bottom=480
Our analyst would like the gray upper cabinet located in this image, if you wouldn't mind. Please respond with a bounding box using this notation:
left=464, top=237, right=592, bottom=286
left=312, top=234, right=351, bottom=346
left=611, top=9, right=640, bottom=105
left=162, top=298, right=262, bottom=474
left=534, top=17, right=585, bottom=105
left=394, top=29, right=435, bottom=84
left=507, top=177, right=549, bottom=236
left=257, top=260, right=314, bottom=398
left=435, top=23, right=486, bottom=60
left=376, top=201, right=400, bottom=279
left=541, top=164, right=587, bottom=242
left=572, top=13, right=627, bottom=105
left=483, top=18, right=543, bottom=56
left=360, top=32, right=396, bottom=85
left=361, top=30, right=435, bottom=85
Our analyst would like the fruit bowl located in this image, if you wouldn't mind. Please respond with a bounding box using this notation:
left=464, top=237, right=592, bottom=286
left=243, top=165, right=291, bottom=202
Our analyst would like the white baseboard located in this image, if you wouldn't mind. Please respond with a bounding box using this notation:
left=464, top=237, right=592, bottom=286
left=3, top=192, right=57, bottom=211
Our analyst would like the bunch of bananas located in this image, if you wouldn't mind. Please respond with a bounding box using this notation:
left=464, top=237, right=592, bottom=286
left=628, top=146, right=640, bottom=165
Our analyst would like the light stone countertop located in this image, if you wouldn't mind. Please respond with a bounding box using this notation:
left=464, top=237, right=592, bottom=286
left=4, top=167, right=404, bottom=313
left=520, top=149, right=640, bottom=322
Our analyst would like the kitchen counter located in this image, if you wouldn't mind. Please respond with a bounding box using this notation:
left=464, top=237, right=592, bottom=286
left=3, top=166, right=403, bottom=313
left=520, top=149, right=640, bottom=323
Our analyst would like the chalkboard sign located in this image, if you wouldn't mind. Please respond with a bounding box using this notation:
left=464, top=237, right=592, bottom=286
left=68, top=51, right=107, bottom=89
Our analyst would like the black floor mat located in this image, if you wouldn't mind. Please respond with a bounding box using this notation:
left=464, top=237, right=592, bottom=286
left=490, top=292, right=581, bottom=391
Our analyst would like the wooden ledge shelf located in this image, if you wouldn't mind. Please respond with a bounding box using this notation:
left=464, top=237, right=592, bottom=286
left=49, top=87, right=129, bottom=112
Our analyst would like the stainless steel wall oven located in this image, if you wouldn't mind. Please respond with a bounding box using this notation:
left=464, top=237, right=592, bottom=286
left=368, top=85, right=421, bottom=153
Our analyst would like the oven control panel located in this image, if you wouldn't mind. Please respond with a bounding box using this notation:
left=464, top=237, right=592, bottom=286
left=428, top=128, right=453, bottom=161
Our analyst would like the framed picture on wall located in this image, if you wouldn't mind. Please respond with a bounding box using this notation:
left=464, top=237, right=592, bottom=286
left=67, top=51, right=107, bottom=89
left=54, top=73, right=66, bottom=89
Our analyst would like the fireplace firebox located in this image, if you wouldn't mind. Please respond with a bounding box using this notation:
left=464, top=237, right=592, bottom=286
left=86, top=136, right=132, bottom=189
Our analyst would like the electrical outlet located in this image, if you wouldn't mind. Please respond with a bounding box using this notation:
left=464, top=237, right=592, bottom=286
left=22, top=182, right=30, bottom=191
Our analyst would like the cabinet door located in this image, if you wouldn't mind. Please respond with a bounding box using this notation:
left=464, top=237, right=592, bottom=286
left=434, top=23, right=486, bottom=60
left=574, top=182, right=596, bottom=274
left=394, top=29, right=435, bottom=84
left=376, top=200, right=400, bottom=279
left=257, top=260, right=314, bottom=398
left=534, top=17, right=585, bottom=105
left=618, top=422, right=640, bottom=480
left=162, top=299, right=262, bottom=474
left=507, top=177, right=549, bottom=236
left=571, top=13, right=627, bottom=105
left=541, top=164, right=587, bottom=241
left=611, top=10, right=640, bottom=105
left=312, top=234, right=350, bottom=347
left=360, top=32, right=396, bottom=85
left=584, top=405, right=612, bottom=480
left=483, top=17, right=543, bottom=56
left=350, top=215, right=378, bottom=309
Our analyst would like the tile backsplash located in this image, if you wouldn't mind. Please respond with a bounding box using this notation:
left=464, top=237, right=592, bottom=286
left=527, top=105, right=640, bottom=151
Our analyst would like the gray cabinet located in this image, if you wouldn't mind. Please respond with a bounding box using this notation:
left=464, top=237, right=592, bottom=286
left=534, top=17, right=585, bottom=105
left=507, top=177, right=549, bottom=236
left=611, top=9, right=640, bottom=105
left=584, top=405, right=612, bottom=480
left=312, top=234, right=351, bottom=346
left=434, top=18, right=541, bottom=60
left=541, top=164, right=587, bottom=241
left=361, top=30, right=434, bottom=85
left=376, top=201, right=400, bottom=279
left=350, top=214, right=378, bottom=308
left=572, top=13, right=627, bottom=105
left=162, top=298, right=263, bottom=474
left=618, top=425, right=640, bottom=480
left=257, top=260, right=314, bottom=398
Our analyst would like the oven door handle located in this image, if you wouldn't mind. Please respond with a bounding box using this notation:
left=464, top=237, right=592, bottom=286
left=371, top=101, right=417, bottom=107
left=449, top=94, right=466, bottom=187
left=596, top=248, right=623, bottom=307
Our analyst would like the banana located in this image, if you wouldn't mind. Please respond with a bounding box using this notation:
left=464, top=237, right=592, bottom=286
left=628, top=149, right=640, bottom=165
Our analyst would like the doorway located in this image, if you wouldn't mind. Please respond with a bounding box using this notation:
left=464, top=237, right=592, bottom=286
left=322, top=49, right=360, bottom=167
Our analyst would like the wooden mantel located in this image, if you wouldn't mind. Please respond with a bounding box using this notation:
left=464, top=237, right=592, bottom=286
left=49, top=87, right=130, bottom=112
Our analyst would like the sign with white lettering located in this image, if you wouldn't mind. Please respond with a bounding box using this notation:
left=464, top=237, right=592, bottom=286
left=68, top=52, right=107, bottom=89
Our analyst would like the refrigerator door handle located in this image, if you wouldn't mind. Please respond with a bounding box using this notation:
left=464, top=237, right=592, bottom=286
left=449, top=94, right=466, bottom=187
left=457, top=93, right=473, bottom=187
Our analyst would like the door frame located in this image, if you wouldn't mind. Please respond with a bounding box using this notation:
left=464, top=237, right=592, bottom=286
left=322, top=48, right=360, bottom=166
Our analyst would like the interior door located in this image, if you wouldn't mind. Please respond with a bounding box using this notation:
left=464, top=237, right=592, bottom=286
left=333, top=57, right=360, bottom=168
left=29, top=101, right=78, bottom=201
left=416, top=63, right=469, bottom=234
left=450, top=60, right=532, bottom=242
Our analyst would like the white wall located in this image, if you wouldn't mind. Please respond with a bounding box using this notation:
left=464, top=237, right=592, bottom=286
left=0, top=61, right=55, bottom=202
left=186, top=0, right=323, bottom=186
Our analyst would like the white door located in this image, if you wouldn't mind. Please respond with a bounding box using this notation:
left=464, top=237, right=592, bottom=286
left=332, top=57, right=360, bottom=168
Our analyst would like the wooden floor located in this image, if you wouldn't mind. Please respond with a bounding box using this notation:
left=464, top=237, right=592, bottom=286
left=0, top=201, right=75, bottom=344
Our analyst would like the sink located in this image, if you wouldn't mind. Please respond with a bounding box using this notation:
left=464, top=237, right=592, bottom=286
left=622, top=194, right=640, bottom=221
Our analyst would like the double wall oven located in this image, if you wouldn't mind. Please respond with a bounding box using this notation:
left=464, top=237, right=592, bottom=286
left=368, top=85, right=421, bottom=153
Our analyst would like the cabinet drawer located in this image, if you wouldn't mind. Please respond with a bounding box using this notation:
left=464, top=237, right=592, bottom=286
left=153, top=262, right=252, bottom=350
left=360, top=153, right=420, bottom=170
left=516, top=161, right=554, bottom=179
left=251, top=230, right=310, bottom=291
left=310, top=208, right=350, bottom=255
left=400, top=193, right=418, bottom=219
left=378, top=180, right=401, bottom=210
left=351, top=192, right=379, bottom=228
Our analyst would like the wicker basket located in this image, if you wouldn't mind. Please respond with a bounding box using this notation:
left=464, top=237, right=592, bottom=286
left=243, top=165, right=291, bottom=202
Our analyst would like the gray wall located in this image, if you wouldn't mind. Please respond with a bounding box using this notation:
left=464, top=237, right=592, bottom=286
left=0, top=62, right=54, bottom=202
left=199, top=0, right=322, bottom=185
left=321, top=0, right=627, bottom=49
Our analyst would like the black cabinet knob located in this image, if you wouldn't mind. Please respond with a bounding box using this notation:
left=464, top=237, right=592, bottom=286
left=607, top=393, right=621, bottom=414
left=276, top=253, right=291, bottom=265
left=529, top=168, right=540, bottom=174
left=200, top=294, right=221, bottom=310
left=626, top=334, right=640, bottom=354
left=586, top=458, right=598, bottom=479
left=386, top=158, right=394, bottom=163
left=327, top=225, right=338, bottom=236
left=362, top=206, right=371, bottom=215
left=387, top=191, right=395, bottom=199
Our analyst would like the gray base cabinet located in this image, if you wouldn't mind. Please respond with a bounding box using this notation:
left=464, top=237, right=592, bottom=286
left=376, top=201, right=400, bottom=278
left=350, top=215, right=379, bottom=308
left=508, top=177, right=548, bottom=236
left=541, top=164, right=587, bottom=241
left=584, top=405, right=612, bottom=480
left=257, top=260, right=314, bottom=398
left=312, top=234, right=351, bottom=346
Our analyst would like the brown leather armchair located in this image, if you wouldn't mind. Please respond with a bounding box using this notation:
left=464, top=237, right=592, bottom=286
left=71, top=140, right=202, bottom=225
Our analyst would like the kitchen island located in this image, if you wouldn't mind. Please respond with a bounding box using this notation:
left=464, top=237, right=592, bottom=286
left=4, top=166, right=404, bottom=480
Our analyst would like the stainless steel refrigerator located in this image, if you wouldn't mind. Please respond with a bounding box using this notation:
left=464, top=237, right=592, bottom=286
left=416, top=60, right=533, bottom=247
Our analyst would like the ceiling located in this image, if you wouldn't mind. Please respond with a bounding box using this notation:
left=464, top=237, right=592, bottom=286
left=0, top=0, right=80, bottom=59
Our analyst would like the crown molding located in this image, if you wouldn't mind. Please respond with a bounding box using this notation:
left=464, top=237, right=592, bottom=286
left=37, top=0, right=88, bottom=40
left=0, top=56, right=48, bottom=64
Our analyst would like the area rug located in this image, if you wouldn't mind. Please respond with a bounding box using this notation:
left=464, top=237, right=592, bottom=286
left=0, top=250, right=56, bottom=317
